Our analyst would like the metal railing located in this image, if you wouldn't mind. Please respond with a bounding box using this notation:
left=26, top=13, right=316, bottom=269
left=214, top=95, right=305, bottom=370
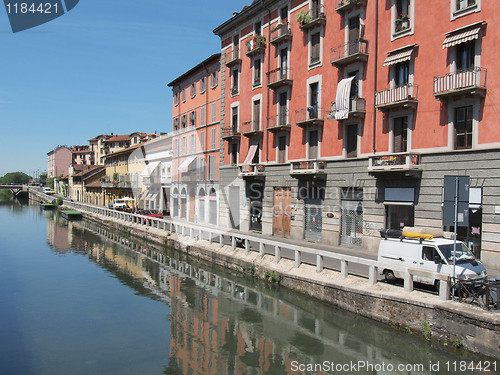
left=225, top=46, right=240, bottom=65
left=267, top=67, right=293, bottom=86
left=375, top=84, right=418, bottom=107
left=330, top=39, right=368, bottom=63
left=454, top=278, right=500, bottom=310
left=295, top=106, right=325, bottom=123
left=270, top=22, right=292, bottom=43
left=368, top=152, right=422, bottom=172
left=433, top=67, right=487, bottom=96
left=240, top=120, right=261, bottom=134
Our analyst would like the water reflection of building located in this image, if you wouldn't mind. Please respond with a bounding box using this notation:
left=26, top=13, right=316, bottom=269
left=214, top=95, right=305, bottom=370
left=46, top=212, right=72, bottom=253
left=68, top=220, right=447, bottom=374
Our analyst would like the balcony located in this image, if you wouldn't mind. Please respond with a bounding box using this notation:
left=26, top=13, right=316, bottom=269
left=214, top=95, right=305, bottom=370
left=245, top=36, right=266, bottom=57
left=270, top=22, right=292, bottom=45
left=267, top=112, right=291, bottom=133
left=368, top=152, right=422, bottom=176
left=297, top=5, right=327, bottom=30
left=330, top=39, right=368, bottom=68
left=433, top=67, right=487, bottom=100
left=290, top=160, right=326, bottom=175
left=375, top=84, right=418, bottom=111
left=241, top=121, right=264, bottom=138
left=225, top=46, right=241, bottom=67
left=295, top=107, right=325, bottom=128
left=329, top=97, right=366, bottom=120
left=335, top=0, right=367, bottom=13
left=240, top=164, right=265, bottom=178
left=267, top=68, right=293, bottom=89
left=222, top=127, right=241, bottom=141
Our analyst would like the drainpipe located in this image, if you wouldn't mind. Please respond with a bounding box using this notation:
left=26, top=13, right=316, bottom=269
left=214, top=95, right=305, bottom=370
left=372, top=0, right=379, bottom=154
left=262, top=0, right=271, bottom=162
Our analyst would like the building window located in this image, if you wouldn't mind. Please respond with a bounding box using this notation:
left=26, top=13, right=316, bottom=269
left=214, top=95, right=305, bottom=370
left=200, top=107, right=205, bottom=127
left=231, top=106, right=239, bottom=132
left=182, top=88, right=186, bottom=102
left=210, top=71, right=218, bottom=88
left=173, top=118, right=179, bottom=134
left=309, top=82, right=320, bottom=119
left=253, top=58, right=261, bottom=87
left=209, top=155, right=216, bottom=180
left=392, top=0, right=413, bottom=38
left=455, top=106, right=473, bottom=149
left=280, top=5, right=288, bottom=23
left=200, top=77, right=207, bottom=93
left=181, top=137, right=187, bottom=155
left=173, top=139, right=178, bottom=157
left=211, top=128, right=216, bottom=150
left=190, top=82, right=196, bottom=98
left=278, top=135, right=287, bottom=163
left=386, top=204, right=414, bottom=230
left=456, top=40, right=475, bottom=71
left=189, top=111, right=196, bottom=129
left=253, top=100, right=261, bottom=131
left=254, top=21, right=262, bottom=36
left=345, top=124, right=357, bottom=158
left=452, top=0, right=479, bottom=19
left=310, top=32, right=321, bottom=66
left=212, top=103, right=217, bottom=123
left=278, top=91, right=288, bottom=126
left=393, top=116, right=408, bottom=153
left=232, top=68, right=239, bottom=95
left=230, top=143, right=238, bottom=165
left=190, top=134, right=196, bottom=154
left=200, top=131, right=205, bottom=152
left=394, top=61, right=409, bottom=87
left=174, top=92, right=179, bottom=106
left=181, top=115, right=187, bottom=132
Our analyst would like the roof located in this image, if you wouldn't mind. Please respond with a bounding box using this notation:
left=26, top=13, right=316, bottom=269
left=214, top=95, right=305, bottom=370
left=88, top=134, right=112, bottom=142
left=104, top=134, right=132, bottom=143
left=167, top=54, right=221, bottom=87
left=213, top=1, right=267, bottom=36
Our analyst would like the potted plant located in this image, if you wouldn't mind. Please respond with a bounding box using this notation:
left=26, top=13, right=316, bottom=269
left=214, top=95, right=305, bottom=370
left=231, top=86, right=238, bottom=95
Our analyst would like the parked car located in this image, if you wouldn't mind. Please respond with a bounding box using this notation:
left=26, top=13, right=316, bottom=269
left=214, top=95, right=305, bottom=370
left=43, top=187, right=53, bottom=195
left=137, top=209, right=162, bottom=224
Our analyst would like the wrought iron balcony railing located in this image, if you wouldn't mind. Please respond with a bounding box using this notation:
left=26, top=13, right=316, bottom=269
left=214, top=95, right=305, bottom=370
left=330, top=39, right=368, bottom=67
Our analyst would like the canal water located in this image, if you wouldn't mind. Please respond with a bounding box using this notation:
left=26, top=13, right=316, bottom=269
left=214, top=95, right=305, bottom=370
left=0, top=198, right=496, bottom=375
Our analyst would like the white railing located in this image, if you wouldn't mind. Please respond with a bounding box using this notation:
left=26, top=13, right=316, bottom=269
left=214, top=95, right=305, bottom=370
left=30, top=191, right=450, bottom=301
left=375, top=84, right=418, bottom=107
left=433, top=67, right=486, bottom=96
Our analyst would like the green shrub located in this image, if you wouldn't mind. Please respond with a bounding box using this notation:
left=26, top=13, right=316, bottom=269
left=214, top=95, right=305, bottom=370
left=56, top=197, right=63, bottom=206
left=421, top=320, right=432, bottom=341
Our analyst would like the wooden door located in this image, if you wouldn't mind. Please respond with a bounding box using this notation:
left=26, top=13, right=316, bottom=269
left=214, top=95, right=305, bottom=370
left=273, top=187, right=291, bottom=237
left=309, top=130, right=319, bottom=160
left=346, top=124, right=357, bottom=158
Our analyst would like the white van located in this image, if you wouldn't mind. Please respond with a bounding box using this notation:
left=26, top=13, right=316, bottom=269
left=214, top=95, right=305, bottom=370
left=378, top=231, right=487, bottom=287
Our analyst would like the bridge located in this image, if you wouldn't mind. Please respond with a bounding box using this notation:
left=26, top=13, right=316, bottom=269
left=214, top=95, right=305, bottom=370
left=0, top=184, right=30, bottom=197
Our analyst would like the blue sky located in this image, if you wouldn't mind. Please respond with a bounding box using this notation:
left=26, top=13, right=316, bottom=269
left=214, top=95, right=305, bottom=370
left=0, top=0, right=248, bottom=177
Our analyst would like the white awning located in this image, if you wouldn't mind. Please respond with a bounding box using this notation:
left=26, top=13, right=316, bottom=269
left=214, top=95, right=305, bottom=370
left=335, top=76, right=355, bottom=120
left=383, top=47, right=415, bottom=66
left=443, top=24, right=482, bottom=48
left=149, top=193, right=158, bottom=202
left=177, top=156, right=196, bottom=173
left=140, top=161, right=161, bottom=177
left=242, top=144, right=258, bottom=172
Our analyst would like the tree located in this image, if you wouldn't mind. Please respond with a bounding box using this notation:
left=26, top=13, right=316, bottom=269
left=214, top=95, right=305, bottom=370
left=0, top=172, right=32, bottom=184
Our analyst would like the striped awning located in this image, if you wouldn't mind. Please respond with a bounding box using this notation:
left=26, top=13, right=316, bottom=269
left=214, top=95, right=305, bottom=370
left=383, top=48, right=414, bottom=66
left=443, top=25, right=481, bottom=48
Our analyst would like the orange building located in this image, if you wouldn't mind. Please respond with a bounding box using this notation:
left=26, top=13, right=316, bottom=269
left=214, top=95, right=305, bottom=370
left=213, top=0, right=500, bottom=270
left=168, top=54, right=222, bottom=225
